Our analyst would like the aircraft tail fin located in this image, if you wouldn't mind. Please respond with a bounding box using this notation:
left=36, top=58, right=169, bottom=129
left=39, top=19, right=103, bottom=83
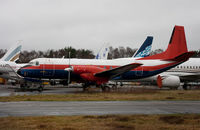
left=95, top=43, right=109, bottom=60
left=133, top=36, right=153, bottom=58
left=140, top=25, right=193, bottom=61
left=1, top=42, right=22, bottom=62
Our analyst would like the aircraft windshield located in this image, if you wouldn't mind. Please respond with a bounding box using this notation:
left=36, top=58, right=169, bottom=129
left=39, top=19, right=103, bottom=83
left=29, top=61, right=40, bottom=66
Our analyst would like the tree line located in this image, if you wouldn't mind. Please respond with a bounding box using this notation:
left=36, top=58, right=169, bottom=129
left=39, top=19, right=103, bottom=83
left=0, top=46, right=200, bottom=63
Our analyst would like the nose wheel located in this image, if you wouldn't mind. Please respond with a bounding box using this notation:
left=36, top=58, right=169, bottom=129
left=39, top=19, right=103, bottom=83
left=101, top=85, right=111, bottom=92
left=38, top=85, right=44, bottom=92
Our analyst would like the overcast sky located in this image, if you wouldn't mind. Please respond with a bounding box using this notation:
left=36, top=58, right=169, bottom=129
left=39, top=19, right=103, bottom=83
left=0, top=0, right=200, bottom=54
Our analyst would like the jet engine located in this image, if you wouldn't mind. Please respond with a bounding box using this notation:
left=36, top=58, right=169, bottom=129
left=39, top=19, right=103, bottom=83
left=157, top=75, right=180, bottom=89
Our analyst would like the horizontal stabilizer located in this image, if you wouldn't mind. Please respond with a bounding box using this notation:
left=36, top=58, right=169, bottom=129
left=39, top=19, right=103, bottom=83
left=163, top=51, right=194, bottom=61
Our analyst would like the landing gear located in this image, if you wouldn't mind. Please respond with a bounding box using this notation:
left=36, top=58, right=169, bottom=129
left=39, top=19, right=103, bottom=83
left=38, top=85, right=44, bottom=92
left=82, top=82, right=113, bottom=92
left=101, top=85, right=111, bottom=92
left=20, top=83, right=25, bottom=91
left=183, top=83, right=188, bottom=90
left=82, top=83, right=90, bottom=91
left=20, top=82, right=29, bottom=91
left=19, top=81, right=44, bottom=92
left=120, top=82, right=123, bottom=86
left=112, top=84, right=117, bottom=90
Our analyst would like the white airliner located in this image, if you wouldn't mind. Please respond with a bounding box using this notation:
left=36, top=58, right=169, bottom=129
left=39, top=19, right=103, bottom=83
left=0, top=43, right=24, bottom=80
left=17, top=26, right=194, bottom=91
left=147, top=58, right=200, bottom=89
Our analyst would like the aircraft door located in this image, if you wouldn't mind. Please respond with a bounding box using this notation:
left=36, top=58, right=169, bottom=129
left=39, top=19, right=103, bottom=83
left=43, top=59, right=55, bottom=77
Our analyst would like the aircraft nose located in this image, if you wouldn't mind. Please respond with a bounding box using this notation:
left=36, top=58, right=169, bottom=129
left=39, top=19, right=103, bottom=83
left=17, top=69, right=22, bottom=75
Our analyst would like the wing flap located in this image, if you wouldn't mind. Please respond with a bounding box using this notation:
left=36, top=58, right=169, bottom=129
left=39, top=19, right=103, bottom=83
left=94, top=63, right=142, bottom=78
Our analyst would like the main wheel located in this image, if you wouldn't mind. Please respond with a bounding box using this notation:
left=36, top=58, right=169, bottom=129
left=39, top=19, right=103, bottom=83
left=20, top=84, right=25, bottom=91
left=38, top=86, right=44, bottom=92
left=82, top=83, right=89, bottom=92
left=183, top=83, right=188, bottom=90
left=112, top=85, right=117, bottom=90
left=102, top=86, right=111, bottom=92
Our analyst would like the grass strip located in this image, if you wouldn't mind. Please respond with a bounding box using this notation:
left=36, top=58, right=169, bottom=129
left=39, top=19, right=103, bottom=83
left=0, top=114, right=200, bottom=130
left=0, top=90, right=200, bottom=102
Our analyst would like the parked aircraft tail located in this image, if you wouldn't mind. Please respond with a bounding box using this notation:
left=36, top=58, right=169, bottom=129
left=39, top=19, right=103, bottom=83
left=140, top=25, right=194, bottom=61
left=133, top=36, right=153, bottom=58
left=96, top=43, right=109, bottom=60
left=1, top=42, right=22, bottom=62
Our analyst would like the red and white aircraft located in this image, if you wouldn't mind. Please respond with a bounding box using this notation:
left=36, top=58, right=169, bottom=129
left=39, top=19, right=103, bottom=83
left=17, top=25, right=194, bottom=90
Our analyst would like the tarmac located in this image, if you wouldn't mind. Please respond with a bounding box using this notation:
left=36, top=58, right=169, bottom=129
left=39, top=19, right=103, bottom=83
left=0, top=101, right=200, bottom=117
left=0, top=85, right=200, bottom=117
left=0, top=85, right=83, bottom=96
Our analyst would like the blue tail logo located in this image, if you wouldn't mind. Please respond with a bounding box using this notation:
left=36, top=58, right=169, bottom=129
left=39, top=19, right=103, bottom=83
left=96, top=43, right=109, bottom=60
left=133, top=36, right=153, bottom=58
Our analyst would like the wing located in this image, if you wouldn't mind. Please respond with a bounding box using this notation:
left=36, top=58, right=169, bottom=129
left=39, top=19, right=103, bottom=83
left=179, top=73, right=200, bottom=82
left=3, top=64, right=22, bottom=80
left=94, top=63, right=142, bottom=78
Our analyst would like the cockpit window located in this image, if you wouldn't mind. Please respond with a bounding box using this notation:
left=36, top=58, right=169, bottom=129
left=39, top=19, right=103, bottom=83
left=29, top=61, right=39, bottom=66
left=36, top=61, right=39, bottom=66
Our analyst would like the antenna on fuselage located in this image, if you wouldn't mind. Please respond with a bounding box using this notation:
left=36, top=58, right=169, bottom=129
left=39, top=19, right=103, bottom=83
left=68, top=51, right=71, bottom=85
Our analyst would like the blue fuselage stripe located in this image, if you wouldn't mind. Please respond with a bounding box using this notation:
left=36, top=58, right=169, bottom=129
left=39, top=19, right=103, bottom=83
left=20, top=62, right=181, bottom=80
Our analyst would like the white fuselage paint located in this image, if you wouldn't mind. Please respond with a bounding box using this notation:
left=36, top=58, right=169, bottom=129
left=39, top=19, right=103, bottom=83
left=30, top=58, right=173, bottom=67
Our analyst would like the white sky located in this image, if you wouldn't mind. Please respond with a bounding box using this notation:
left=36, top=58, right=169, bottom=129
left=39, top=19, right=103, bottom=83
left=0, top=0, right=200, bottom=54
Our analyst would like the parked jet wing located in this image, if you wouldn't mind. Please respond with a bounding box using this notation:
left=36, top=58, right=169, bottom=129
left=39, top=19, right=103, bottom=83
left=94, top=62, right=142, bottom=78
left=176, top=73, right=200, bottom=82
left=4, top=64, right=22, bottom=80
